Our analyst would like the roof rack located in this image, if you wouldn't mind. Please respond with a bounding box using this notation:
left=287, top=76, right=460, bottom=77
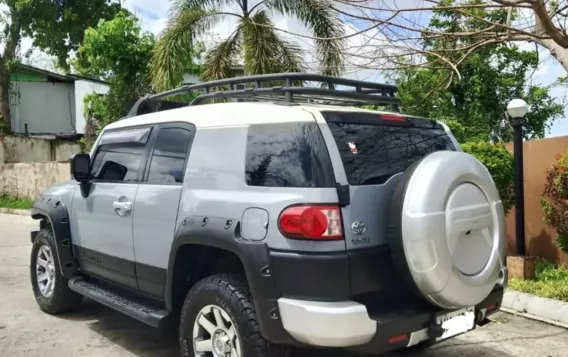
left=126, top=73, right=401, bottom=118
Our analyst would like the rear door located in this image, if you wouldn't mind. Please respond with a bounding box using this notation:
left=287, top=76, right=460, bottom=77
left=132, top=123, right=194, bottom=299
left=316, top=111, right=457, bottom=250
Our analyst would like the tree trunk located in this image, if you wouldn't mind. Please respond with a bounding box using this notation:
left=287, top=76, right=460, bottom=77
left=0, top=64, right=11, bottom=133
left=538, top=38, right=568, bottom=73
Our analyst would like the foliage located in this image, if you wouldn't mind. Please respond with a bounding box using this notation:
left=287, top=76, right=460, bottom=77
left=12, top=0, right=123, bottom=70
left=72, top=11, right=155, bottom=80
left=151, top=0, right=345, bottom=91
left=541, top=150, right=568, bottom=253
left=509, top=258, right=568, bottom=302
left=394, top=2, right=564, bottom=142
left=0, top=194, right=33, bottom=210
left=461, top=141, right=515, bottom=213
left=0, top=0, right=123, bottom=132
left=72, top=11, right=155, bottom=147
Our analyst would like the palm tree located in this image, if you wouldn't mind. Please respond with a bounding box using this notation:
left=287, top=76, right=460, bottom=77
left=151, top=0, right=345, bottom=91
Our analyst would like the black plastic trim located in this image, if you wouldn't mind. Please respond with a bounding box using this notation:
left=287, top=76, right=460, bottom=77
left=270, top=250, right=350, bottom=301
left=348, top=288, right=505, bottom=355
left=74, top=246, right=138, bottom=291
left=336, top=184, right=350, bottom=206
left=136, top=262, right=167, bottom=299
left=30, top=197, right=78, bottom=278
left=269, top=246, right=404, bottom=302
left=348, top=246, right=402, bottom=297
left=167, top=216, right=296, bottom=345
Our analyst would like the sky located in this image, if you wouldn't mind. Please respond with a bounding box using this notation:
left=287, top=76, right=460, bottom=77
left=18, top=0, right=568, bottom=138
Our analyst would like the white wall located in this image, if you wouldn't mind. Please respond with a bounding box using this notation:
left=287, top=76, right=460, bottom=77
left=0, top=162, right=71, bottom=199
left=183, top=73, right=200, bottom=84
left=74, top=79, right=110, bottom=134
left=10, top=81, right=76, bottom=135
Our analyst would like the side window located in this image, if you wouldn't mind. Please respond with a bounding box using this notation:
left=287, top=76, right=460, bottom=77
left=245, top=123, right=335, bottom=188
left=91, top=143, right=145, bottom=182
left=147, top=127, right=192, bottom=183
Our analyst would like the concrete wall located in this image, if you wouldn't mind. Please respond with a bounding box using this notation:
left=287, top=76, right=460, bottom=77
left=0, top=162, right=71, bottom=199
left=10, top=81, right=76, bottom=135
left=505, top=136, right=568, bottom=265
left=74, top=79, right=109, bottom=135
left=0, top=136, right=81, bottom=163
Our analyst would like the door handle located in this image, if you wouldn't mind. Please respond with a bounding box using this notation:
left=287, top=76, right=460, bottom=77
left=113, top=200, right=132, bottom=215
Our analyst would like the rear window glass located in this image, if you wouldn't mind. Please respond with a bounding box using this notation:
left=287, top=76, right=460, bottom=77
left=245, top=123, right=335, bottom=188
left=325, top=118, right=455, bottom=186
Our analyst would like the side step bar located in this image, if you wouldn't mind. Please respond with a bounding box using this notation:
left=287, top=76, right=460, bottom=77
left=68, top=277, right=170, bottom=328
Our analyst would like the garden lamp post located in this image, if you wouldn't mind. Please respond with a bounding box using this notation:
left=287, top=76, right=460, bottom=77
left=507, top=99, right=530, bottom=256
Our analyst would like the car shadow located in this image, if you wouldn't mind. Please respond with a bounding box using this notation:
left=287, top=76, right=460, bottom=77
left=59, top=300, right=518, bottom=357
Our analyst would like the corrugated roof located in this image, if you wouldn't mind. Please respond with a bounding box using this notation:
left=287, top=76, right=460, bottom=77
left=15, top=63, right=109, bottom=85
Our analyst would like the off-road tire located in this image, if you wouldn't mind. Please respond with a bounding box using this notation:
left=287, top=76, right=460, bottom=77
left=30, top=227, right=83, bottom=314
left=179, top=274, right=290, bottom=357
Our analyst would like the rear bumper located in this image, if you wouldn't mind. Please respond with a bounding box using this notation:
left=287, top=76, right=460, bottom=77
left=277, top=287, right=504, bottom=353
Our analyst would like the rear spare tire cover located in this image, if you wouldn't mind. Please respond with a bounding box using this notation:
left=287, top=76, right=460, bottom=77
left=389, top=150, right=505, bottom=309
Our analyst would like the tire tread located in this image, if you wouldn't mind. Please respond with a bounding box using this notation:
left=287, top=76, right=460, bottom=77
left=180, top=274, right=289, bottom=357
left=31, top=227, right=82, bottom=314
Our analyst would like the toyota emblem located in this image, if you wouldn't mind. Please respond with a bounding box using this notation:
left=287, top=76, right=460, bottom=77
left=351, top=221, right=367, bottom=235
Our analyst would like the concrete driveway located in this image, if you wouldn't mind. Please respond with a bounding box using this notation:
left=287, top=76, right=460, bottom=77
left=1, top=213, right=567, bottom=357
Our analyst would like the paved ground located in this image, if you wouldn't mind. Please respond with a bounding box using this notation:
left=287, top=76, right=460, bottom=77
left=1, top=213, right=568, bottom=357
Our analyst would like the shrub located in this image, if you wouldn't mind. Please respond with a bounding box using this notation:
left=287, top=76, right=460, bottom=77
left=461, top=140, right=515, bottom=214
left=508, top=258, right=568, bottom=302
left=541, top=150, right=568, bottom=253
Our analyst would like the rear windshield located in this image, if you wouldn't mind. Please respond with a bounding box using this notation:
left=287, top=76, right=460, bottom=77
left=323, top=113, right=456, bottom=186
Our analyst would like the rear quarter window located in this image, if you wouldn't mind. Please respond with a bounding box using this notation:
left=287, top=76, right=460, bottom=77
left=245, top=123, right=335, bottom=188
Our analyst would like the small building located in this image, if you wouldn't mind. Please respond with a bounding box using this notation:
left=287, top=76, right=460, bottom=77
left=7, top=65, right=247, bottom=138
left=9, top=64, right=109, bottom=138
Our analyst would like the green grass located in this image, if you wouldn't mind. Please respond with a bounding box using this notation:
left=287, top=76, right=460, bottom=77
left=508, top=258, right=568, bottom=302
left=0, top=195, right=33, bottom=210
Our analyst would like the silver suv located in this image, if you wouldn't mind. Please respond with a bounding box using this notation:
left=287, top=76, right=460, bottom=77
left=29, top=74, right=507, bottom=356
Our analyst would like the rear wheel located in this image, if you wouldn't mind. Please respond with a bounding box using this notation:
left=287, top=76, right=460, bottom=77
left=30, top=227, right=83, bottom=314
left=179, top=274, right=289, bottom=357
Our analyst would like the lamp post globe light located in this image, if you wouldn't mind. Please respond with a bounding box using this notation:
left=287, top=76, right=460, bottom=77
left=507, top=99, right=530, bottom=122
left=507, top=99, right=529, bottom=257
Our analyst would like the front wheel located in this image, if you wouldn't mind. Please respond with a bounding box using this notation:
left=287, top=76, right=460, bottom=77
left=179, top=274, right=289, bottom=357
left=30, top=227, right=83, bottom=314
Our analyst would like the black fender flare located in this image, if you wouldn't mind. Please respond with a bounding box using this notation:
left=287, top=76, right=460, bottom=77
left=165, top=215, right=294, bottom=345
left=30, top=196, right=78, bottom=279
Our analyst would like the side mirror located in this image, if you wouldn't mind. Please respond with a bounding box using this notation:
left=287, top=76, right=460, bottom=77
left=71, top=154, right=91, bottom=183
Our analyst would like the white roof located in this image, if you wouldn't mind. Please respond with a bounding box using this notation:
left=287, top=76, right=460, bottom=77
left=103, top=102, right=394, bottom=131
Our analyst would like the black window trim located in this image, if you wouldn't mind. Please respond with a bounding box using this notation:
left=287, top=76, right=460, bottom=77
left=140, top=121, right=196, bottom=186
left=90, top=124, right=156, bottom=184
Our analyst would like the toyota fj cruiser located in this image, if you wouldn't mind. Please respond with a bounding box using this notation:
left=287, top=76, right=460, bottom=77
left=29, top=73, right=507, bottom=357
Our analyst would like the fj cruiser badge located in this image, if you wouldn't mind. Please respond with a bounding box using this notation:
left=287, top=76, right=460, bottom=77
left=351, top=221, right=367, bottom=235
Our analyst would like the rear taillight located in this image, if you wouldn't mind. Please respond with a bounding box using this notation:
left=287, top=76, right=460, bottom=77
left=278, top=205, right=343, bottom=240
left=381, top=113, right=406, bottom=122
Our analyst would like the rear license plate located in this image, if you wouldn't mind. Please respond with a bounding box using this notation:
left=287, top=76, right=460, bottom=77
left=436, top=307, right=475, bottom=341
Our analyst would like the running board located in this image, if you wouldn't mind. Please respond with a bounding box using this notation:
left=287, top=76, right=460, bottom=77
left=68, top=277, right=170, bottom=328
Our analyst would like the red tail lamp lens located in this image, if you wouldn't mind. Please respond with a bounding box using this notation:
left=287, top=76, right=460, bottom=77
left=279, top=205, right=343, bottom=240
